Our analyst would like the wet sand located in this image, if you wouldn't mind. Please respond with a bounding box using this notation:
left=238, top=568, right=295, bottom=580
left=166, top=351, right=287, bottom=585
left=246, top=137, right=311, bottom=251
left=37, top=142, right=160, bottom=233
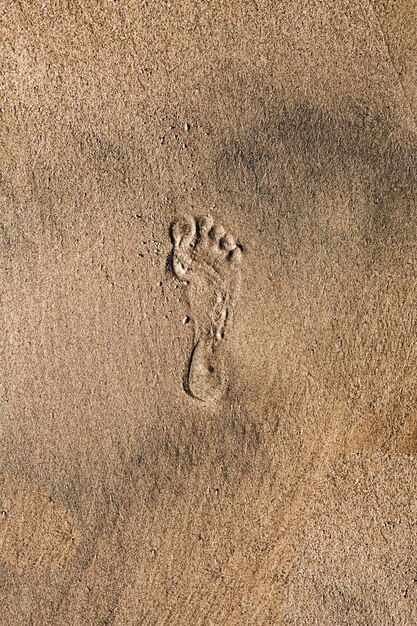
left=1, top=1, right=416, bottom=624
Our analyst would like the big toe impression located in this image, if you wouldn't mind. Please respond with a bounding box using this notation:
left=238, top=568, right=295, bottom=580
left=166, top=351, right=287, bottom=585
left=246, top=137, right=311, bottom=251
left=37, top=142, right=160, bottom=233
left=171, top=215, right=196, bottom=248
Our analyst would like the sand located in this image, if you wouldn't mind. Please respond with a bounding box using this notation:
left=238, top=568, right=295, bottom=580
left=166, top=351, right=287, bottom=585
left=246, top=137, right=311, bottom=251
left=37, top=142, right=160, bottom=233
left=0, top=1, right=416, bottom=624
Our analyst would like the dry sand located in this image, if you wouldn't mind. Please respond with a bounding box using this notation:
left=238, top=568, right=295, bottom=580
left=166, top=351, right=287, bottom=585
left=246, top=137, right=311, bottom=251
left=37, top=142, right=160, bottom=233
left=0, top=1, right=416, bottom=624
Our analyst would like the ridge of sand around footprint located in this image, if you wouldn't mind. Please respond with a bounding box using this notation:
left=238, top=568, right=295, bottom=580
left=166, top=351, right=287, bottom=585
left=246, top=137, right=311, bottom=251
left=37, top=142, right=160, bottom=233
left=0, top=474, right=81, bottom=573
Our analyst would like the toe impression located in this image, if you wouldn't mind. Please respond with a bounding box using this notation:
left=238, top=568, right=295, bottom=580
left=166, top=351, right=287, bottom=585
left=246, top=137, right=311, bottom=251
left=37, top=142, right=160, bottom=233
left=171, top=216, right=197, bottom=248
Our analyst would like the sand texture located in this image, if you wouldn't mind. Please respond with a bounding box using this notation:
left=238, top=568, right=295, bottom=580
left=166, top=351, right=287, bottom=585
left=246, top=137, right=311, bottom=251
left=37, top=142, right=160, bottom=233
left=1, top=1, right=416, bottom=624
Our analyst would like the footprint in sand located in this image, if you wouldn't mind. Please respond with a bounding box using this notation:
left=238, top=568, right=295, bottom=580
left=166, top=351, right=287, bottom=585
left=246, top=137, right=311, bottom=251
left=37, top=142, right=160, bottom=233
left=170, top=214, right=243, bottom=402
